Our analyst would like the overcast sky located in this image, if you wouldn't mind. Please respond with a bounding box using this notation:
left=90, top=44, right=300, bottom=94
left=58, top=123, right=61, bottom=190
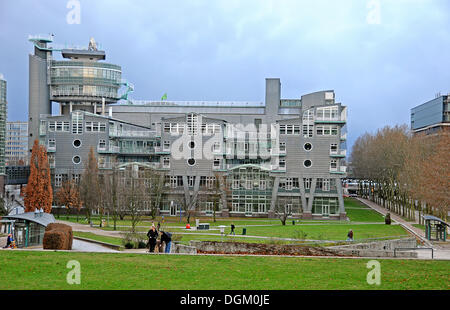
left=1, top=0, right=449, bottom=151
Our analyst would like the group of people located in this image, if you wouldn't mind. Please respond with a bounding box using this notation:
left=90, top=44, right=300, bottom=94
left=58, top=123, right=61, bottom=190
left=147, top=223, right=172, bottom=254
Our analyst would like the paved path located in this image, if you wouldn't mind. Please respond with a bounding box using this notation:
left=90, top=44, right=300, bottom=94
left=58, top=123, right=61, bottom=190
left=357, top=198, right=437, bottom=248
left=71, top=239, right=119, bottom=253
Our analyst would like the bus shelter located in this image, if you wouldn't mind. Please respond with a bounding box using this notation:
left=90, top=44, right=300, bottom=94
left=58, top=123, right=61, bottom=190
left=2, top=212, right=55, bottom=248
left=423, top=215, right=449, bottom=242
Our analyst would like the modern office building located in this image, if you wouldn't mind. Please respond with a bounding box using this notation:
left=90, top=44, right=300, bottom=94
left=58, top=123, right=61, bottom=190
left=0, top=74, right=7, bottom=178
left=6, top=122, right=28, bottom=165
left=411, top=94, right=450, bottom=135
left=30, top=35, right=348, bottom=219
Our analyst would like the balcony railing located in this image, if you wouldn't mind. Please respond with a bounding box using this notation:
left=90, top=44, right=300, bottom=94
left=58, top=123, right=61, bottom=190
left=330, top=149, right=347, bottom=157
left=109, top=130, right=157, bottom=138
left=97, top=145, right=120, bottom=153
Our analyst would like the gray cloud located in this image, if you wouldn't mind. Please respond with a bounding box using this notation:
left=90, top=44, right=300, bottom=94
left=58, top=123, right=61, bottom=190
left=1, top=0, right=449, bottom=151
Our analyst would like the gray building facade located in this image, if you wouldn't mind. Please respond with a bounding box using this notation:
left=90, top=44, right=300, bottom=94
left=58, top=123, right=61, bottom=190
left=30, top=35, right=348, bottom=220
left=411, top=94, right=450, bottom=134
left=0, top=74, right=6, bottom=176
left=6, top=121, right=28, bottom=165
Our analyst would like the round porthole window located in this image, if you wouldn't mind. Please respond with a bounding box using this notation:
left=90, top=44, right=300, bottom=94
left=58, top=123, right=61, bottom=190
left=188, top=141, right=195, bottom=149
left=304, top=143, right=312, bottom=151
left=72, top=155, right=81, bottom=165
left=303, top=160, right=312, bottom=168
left=73, top=139, right=82, bottom=148
left=187, top=158, right=196, bottom=166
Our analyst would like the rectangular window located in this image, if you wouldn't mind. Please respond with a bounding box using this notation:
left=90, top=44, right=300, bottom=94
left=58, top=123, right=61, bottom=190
left=323, top=179, right=330, bottom=191
left=163, top=141, right=170, bottom=151
left=279, top=142, right=286, bottom=152
left=98, top=139, right=106, bottom=150
left=72, top=112, right=83, bottom=134
left=279, top=159, right=286, bottom=169
left=330, top=144, right=338, bottom=154
left=316, top=126, right=323, bottom=135
left=163, top=157, right=170, bottom=168
left=55, top=174, right=62, bottom=187
left=286, top=178, right=293, bottom=190
left=188, top=176, right=195, bottom=187
left=304, top=178, right=312, bottom=190
left=259, top=180, right=267, bottom=190
left=330, top=159, right=337, bottom=171
left=233, top=180, right=240, bottom=189
left=213, top=157, right=221, bottom=168
left=48, top=139, right=56, bottom=150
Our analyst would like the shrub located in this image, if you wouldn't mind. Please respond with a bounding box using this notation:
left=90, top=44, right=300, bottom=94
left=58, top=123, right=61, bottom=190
left=292, top=230, right=308, bottom=240
left=43, top=223, right=73, bottom=250
left=124, top=242, right=134, bottom=249
left=138, top=241, right=147, bottom=249
left=385, top=213, right=392, bottom=225
left=122, top=232, right=147, bottom=249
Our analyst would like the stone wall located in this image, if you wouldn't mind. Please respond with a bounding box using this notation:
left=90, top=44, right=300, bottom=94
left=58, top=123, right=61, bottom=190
left=189, top=241, right=349, bottom=257
left=187, top=238, right=418, bottom=258
left=172, top=242, right=197, bottom=254
left=327, top=238, right=418, bottom=258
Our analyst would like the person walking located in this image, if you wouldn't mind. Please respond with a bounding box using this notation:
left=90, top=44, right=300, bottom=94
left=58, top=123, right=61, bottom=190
left=147, top=225, right=158, bottom=253
left=347, top=229, right=354, bottom=242
left=230, top=223, right=235, bottom=236
left=160, top=231, right=172, bottom=254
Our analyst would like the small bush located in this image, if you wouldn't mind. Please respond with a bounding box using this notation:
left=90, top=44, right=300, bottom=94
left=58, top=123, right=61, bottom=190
left=43, top=223, right=73, bottom=250
left=122, top=232, right=147, bottom=249
left=292, top=230, right=308, bottom=240
left=124, top=242, right=134, bottom=249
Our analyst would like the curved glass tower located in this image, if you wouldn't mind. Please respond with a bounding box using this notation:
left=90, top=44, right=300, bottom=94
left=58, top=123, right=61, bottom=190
left=28, top=35, right=122, bottom=152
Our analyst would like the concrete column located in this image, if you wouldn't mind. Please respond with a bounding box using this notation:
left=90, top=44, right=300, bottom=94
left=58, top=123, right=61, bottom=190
left=182, top=175, right=190, bottom=206
left=298, top=176, right=307, bottom=214
left=336, top=177, right=347, bottom=219
left=302, top=178, right=316, bottom=219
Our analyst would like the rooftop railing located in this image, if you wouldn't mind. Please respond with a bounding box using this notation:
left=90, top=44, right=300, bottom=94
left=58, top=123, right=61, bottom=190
left=127, top=100, right=264, bottom=107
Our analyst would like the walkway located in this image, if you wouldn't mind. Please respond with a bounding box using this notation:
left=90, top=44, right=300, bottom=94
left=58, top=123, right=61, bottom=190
left=357, top=198, right=435, bottom=248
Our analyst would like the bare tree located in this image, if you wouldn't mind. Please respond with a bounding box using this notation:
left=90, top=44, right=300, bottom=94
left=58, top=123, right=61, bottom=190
left=79, top=147, right=100, bottom=224
left=118, top=165, right=147, bottom=233
left=274, top=197, right=292, bottom=226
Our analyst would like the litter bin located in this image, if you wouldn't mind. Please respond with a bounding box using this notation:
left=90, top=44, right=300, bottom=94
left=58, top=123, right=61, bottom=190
left=292, top=220, right=295, bottom=225
left=242, top=228, right=247, bottom=235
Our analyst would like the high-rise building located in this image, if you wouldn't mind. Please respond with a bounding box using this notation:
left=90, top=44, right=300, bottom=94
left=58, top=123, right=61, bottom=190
left=6, top=121, right=28, bottom=165
left=411, top=94, right=450, bottom=135
left=0, top=74, right=7, bottom=175
left=30, top=35, right=348, bottom=220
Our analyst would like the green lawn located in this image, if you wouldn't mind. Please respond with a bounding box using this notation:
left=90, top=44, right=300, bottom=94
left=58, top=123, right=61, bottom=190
left=0, top=251, right=447, bottom=290
left=73, top=232, right=124, bottom=247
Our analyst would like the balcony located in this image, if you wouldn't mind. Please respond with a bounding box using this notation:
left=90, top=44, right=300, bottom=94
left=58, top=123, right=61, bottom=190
left=330, top=149, right=346, bottom=158
left=109, top=130, right=157, bottom=138
left=315, top=117, right=346, bottom=124
left=330, top=166, right=347, bottom=175
left=97, top=145, right=120, bottom=153
left=155, top=146, right=171, bottom=155
left=47, top=146, right=56, bottom=152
